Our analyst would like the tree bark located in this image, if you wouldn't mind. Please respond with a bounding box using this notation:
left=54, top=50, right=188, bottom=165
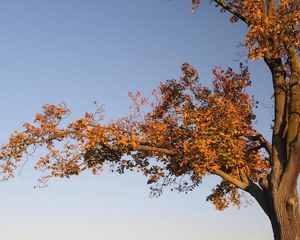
left=267, top=187, right=300, bottom=240
left=245, top=178, right=299, bottom=240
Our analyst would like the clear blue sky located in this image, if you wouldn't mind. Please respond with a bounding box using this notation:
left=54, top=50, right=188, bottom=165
left=0, top=1, right=274, bottom=239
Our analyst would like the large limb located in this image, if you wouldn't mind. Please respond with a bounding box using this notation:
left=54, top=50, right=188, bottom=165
left=280, top=45, right=300, bottom=194
left=265, top=57, right=288, bottom=188
left=280, top=123, right=300, bottom=198
left=214, top=168, right=269, bottom=216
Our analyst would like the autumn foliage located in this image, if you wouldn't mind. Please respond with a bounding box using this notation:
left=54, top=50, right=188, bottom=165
left=0, top=64, right=269, bottom=210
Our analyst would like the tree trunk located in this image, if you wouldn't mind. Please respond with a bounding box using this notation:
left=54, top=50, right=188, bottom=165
left=262, top=56, right=300, bottom=240
left=267, top=188, right=300, bottom=240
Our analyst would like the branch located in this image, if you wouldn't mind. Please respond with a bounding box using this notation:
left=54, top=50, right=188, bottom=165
left=267, top=0, right=276, bottom=17
left=133, top=145, right=176, bottom=155
left=285, top=43, right=300, bottom=159
left=265, top=57, right=287, bottom=187
left=280, top=123, right=300, bottom=197
left=213, top=167, right=270, bottom=215
left=212, top=0, right=247, bottom=23
left=245, top=181, right=270, bottom=216
left=260, top=0, right=267, bottom=15
left=238, top=168, right=270, bottom=216
left=250, top=134, right=272, bottom=156
left=214, top=169, right=248, bottom=189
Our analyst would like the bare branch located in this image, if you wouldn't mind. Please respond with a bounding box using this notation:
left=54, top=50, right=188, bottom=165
left=212, top=0, right=247, bottom=23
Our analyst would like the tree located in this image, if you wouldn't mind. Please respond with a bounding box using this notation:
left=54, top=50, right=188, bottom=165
left=0, top=1, right=299, bottom=239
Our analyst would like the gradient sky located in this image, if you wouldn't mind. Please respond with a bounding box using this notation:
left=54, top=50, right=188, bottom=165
left=0, top=1, right=274, bottom=239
